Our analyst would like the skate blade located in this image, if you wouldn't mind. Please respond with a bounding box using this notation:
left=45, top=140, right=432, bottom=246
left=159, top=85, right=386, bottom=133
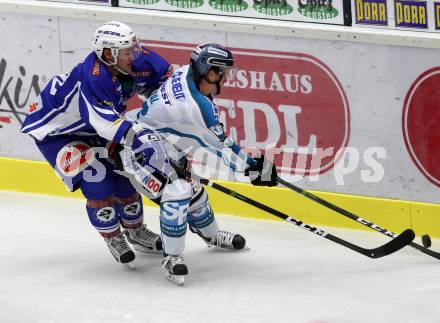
left=207, top=245, right=250, bottom=252
left=165, top=273, right=185, bottom=287
left=133, top=245, right=163, bottom=254
left=124, top=261, right=136, bottom=270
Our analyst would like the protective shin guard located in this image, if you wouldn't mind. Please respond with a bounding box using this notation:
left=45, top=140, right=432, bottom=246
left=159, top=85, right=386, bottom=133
left=86, top=197, right=120, bottom=238
left=188, top=187, right=219, bottom=239
left=160, top=199, right=190, bottom=255
left=160, top=179, right=192, bottom=255
left=115, top=193, right=144, bottom=229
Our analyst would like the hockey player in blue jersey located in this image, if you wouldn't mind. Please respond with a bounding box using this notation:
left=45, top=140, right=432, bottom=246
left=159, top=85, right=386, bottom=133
left=21, top=21, right=171, bottom=268
left=132, top=43, right=278, bottom=285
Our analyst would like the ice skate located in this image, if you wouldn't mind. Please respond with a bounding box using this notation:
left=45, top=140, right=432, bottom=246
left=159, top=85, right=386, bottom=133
left=104, top=232, right=136, bottom=269
left=161, top=255, right=188, bottom=287
left=202, top=230, right=246, bottom=251
left=124, top=224, right=163, bottom=254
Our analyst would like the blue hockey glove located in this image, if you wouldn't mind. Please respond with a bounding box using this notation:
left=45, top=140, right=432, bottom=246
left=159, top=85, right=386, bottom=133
left=244, top=156, right=278, bottom=187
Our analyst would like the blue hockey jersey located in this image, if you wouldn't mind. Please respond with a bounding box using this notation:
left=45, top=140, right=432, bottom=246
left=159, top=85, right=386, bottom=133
left=21, top=47, right=170, bottom=143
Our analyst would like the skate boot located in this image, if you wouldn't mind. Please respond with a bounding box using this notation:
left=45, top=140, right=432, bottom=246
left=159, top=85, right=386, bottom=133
left=161, top=254, right=188, bottom=287
left=104, top=232, right=136, bottom=269
left=203, top=230, right=246, bottom=250
left=124, top=224, right=163, bottom=254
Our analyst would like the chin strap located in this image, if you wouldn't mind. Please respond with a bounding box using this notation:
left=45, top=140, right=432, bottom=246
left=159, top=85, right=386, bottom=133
left=115, top=66, right=130, bottom=75
left=97, top=52, right=130, bottom=75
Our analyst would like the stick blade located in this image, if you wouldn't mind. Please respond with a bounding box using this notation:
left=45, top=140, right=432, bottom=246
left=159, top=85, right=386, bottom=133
left=368, top=229, right=415, bottom=258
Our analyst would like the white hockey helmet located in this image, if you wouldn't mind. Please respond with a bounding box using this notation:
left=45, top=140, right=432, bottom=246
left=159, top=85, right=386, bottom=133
left=92, top=21, right=138, bottom=67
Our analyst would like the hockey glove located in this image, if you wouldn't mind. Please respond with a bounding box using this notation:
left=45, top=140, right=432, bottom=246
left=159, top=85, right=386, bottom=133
left=119, top=124, right=172, bottom=197
left=171, top=155, right=193, bottom=179
left=126, top=125, right=171, bottom=172
left=244, top=156, right=278, bottom=187
left=112, top=143, right=125, bottom=171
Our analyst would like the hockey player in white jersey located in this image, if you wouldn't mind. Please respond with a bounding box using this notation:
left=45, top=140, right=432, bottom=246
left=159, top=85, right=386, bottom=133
left=133, top=43, right=278, bottom=285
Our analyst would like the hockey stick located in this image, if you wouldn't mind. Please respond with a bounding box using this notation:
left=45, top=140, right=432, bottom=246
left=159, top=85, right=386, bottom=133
left=171, top=162, right=415, bottom=258
left=200, top=178, right=414, bottom=258
left=276, top=177, right=440, bottom=260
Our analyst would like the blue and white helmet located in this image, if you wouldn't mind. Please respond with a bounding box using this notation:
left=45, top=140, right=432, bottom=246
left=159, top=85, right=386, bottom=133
left=190, top=43, right=234, bottom=78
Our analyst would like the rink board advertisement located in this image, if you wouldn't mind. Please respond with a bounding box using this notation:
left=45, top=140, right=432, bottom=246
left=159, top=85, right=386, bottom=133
left=118, top=0, right=346, bottom=25
left=1, top=12, right=440, bottom=206
left=45, top=0, right=110, bottom=4
left=353, top=0, right=440, bottom=31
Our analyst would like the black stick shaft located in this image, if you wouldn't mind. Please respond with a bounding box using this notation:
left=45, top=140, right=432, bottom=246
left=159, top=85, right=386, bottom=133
left=201, top=179, right=414, bottom=259
left=276, top=177, right=440, bottom=260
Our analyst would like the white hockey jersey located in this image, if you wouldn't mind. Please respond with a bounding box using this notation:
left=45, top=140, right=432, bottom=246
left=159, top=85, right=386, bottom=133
left=137, top=65, right=252, bottom=172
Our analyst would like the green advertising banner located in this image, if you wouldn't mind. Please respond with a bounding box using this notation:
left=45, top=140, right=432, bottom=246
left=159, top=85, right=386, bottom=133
left=119, top=0, right=346, bottom=25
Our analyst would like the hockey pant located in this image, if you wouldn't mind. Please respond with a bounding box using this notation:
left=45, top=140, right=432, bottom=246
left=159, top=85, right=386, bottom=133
left=35, top=134, right=144, bottom=237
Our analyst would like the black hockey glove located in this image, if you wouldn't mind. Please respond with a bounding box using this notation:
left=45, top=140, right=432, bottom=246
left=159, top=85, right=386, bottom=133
left=244, top=156, right=278, bottom=187
left=112, top=143, right=124, bottom=171
left=170, top=154, right=192, bottom=180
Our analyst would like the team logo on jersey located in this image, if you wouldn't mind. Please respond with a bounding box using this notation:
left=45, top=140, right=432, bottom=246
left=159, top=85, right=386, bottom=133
left=124, top=202, right=141, bottom=217
left=403, top=67, right=440, bottom=187
left=96, top=207, right=116, bottom=223
left=56, top=141, right=95, bottom=177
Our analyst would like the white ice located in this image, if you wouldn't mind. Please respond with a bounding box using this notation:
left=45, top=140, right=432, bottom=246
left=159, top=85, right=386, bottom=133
left=0, top=191, right=439, bottom=323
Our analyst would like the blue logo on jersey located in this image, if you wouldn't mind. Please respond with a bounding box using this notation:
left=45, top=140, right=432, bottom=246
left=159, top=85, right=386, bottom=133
left=171, top=72, right=185, bottom=100
left=160, top=83, right=171, bottom=105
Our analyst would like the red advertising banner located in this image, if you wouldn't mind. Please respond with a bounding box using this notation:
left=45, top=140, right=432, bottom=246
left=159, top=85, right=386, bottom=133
left=132, top=40, right=350, bottom=176
left=403, top=67, right=440, bottom=187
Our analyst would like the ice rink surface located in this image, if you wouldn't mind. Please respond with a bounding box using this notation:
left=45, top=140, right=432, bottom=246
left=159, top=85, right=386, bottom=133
left=0, top=191, right=439, bottom=323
